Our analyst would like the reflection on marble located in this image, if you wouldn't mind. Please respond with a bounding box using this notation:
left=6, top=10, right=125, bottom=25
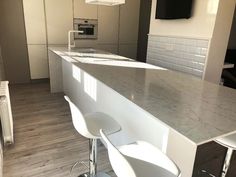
left=49, top=47, right=236, bottom=145
left=73, top=56, right=166, bottom=69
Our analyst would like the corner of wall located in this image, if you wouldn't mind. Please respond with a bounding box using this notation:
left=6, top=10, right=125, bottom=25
left=203, top=0, right=236, bottom=84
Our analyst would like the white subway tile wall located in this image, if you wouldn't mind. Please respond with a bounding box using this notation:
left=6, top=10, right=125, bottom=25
left=147, top=35, right=209, bottom=78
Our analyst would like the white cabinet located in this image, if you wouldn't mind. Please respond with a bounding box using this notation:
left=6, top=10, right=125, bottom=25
left=118, top=0, right=140, bottom=59
left=23, top=0, right=46, bottom=44
left=97, top=44, right=118, bottom=54
left=23, top=0, right=48, bottom=79
left=119, top=44, right=137, bottom=59
left=45, top=0, right=73, bottom=44
left=24, top=0, right=74, bottom=45
left=74, top=0, right=98, bottom=19
left=97, top=6, right=119, bottom=44
left=27, top=45, right=49, bottom=79
left=119, top=0, right=140, bottom=44
left=22, top=0, right=140, bottom=79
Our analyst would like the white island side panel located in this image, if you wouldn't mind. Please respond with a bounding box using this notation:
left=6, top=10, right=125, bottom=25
left=61, top=58, right=197, bottom=177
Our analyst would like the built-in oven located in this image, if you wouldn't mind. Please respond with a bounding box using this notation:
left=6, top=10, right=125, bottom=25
left=73, top=18, right=98, bottom=39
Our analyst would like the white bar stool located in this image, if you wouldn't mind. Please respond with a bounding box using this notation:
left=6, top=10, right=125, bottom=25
left=215, top=133, right=236, bottom=177
left=100, top=129, right=181, bottom=177
left=64, top=96, right=121, bottom=177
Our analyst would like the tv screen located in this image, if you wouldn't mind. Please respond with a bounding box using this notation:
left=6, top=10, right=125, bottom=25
left=156, top=0, right=193, bottom=19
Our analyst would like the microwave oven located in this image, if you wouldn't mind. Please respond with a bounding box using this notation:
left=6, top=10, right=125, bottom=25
left=73, top=18, right=98, bottom=39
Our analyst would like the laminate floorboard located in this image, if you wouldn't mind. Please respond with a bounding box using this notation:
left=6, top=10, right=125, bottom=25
left=3, top=82, right=115, bottom=177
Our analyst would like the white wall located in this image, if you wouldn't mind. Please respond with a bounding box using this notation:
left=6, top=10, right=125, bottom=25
left=148, top=0, right=236, bottom=84
left=147, top=0, right=219, bottom=81
left=149, top=0, right=219, bottom=39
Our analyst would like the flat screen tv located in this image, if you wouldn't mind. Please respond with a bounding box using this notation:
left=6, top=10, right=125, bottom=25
left=156, top=0, right=193, bottom=19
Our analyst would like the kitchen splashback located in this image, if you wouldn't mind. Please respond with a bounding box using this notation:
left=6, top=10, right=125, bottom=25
left=147, top=35, right=210, bottom=78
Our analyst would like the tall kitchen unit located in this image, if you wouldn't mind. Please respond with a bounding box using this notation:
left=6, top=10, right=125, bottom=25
left=119, top=0, right=140, bottom=59
left=44, top=0, right=73, bottom=45
left=23, top=0, right=73, bottom=80
left=23, top=0, right=48, bottom=79
left=73, top=0, right=140, bottom=58
left=23, top=0, right=141, bottom=80
left=97, top=5, right=120, bottom=54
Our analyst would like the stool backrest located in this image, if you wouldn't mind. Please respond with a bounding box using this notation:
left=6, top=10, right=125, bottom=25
left=215, top=133, right=236, bottom=150
left=100, top=129, right=136, bottom=177
left=100, top=129, right=181, bottom=177
left=64, top=96, right=92, bottom=138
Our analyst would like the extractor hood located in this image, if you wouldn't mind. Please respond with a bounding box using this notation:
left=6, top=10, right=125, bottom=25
left=85, top=0, right=125, bottom=6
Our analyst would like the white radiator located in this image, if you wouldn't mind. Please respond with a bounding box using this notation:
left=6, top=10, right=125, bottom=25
left=0, top=81, right=14, bottom=145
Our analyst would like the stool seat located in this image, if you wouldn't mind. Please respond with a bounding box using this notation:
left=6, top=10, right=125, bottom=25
left=85, top=112, right=121, bottom=138
left=215, top=133, right=236, bottom=149
left=100, top=130, right=181, bottom=177
left=118, top=141, right=180, bottom=177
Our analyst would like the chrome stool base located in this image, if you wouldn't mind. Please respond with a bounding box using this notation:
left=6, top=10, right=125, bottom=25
left=65, top=96, right=121, bottom=177
left=220, top=147, right=234, bottom=177
left=70, top=160, right=89, bottom=177
left=71, top=139, right=111, bottom=177
left=78, top=172, right=111, bottom=177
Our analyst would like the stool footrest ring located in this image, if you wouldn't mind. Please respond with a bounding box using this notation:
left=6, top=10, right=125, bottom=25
left=70, top=161, right=112, bottom=177
left=70, top=160, right=89, bottom=177
left=200, top=169, right=216, bottom=177
left=78, top=172, right=111, bottom=177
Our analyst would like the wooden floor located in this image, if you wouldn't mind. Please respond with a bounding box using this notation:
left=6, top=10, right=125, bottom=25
left=3, top=82, right=114, bottom=177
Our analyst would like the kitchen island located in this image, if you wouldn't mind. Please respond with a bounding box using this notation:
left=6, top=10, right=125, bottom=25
left=48, top=47, right=236, bottom=177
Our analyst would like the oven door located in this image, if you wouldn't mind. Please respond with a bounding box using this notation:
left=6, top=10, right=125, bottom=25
left=74, top=24, right=97, bottom=39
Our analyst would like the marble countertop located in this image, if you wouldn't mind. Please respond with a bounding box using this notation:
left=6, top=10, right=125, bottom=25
left=49, top=46, right=236, bottom=145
